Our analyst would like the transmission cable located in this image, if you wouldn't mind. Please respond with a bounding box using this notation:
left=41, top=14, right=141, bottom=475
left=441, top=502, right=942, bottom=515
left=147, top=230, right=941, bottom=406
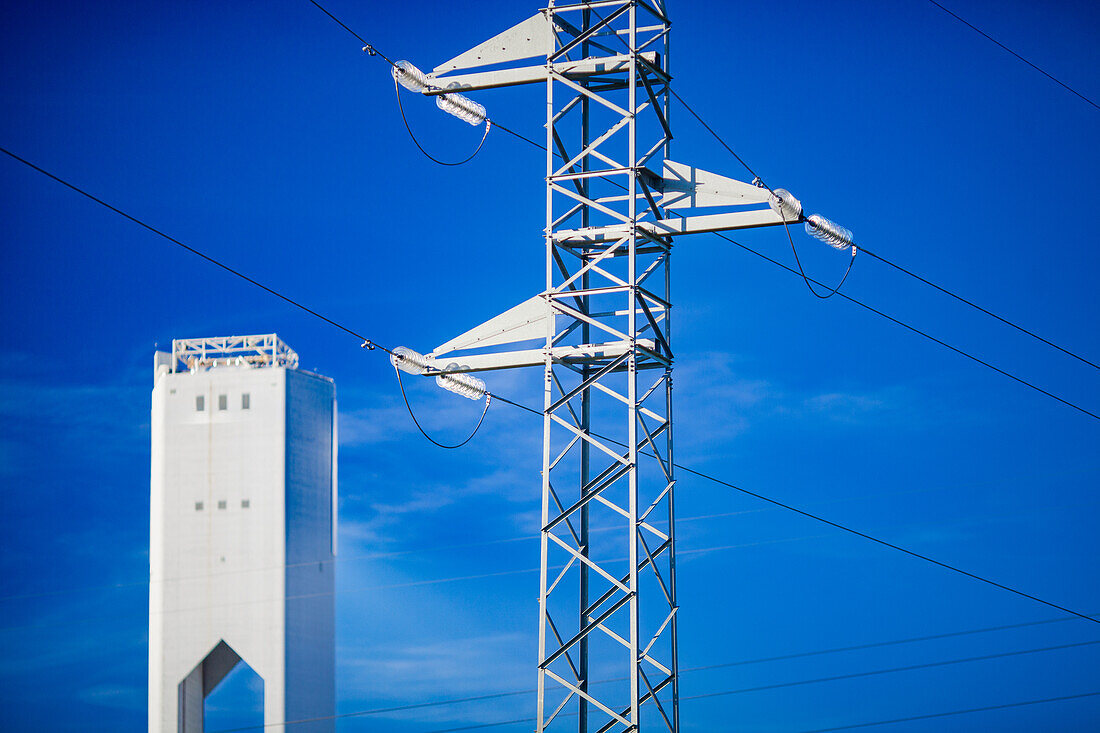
left=393, top=76, right=492, bottom=166
left=6, top=143, right=1097, bottom=624
left=314, top=0, right=1100, bottom=389
left=668, top=87, right=774, bottom=194
left=553, top=425, right=1100, bottom=625
left=497, top=83, right=1097, bottom=383
left=393, top=363, right=491, bottom=448
left=7, top=42, right=1097, bottom=631
left=711, top=229, right=1099, bottom=421
left=679, top=639, right=1100, bottom=703
left=311, top=0, right=507, bottom=167
left=595, top=431, right=1100, bottom=623
left=0, top=146, right=392, bottom=356
left=307, top=0, right=397, bottom=66
left=0, top=145, right=502, bottom=446
left=925, top=0, right=1099, bottom=111
left=206, top=639, right=1100, bottom=731
left=687, top=612, right=1093, bottom=672
left=801, top=690, right=1100, bottom=732
left=668, top=89, right=1099, bottom=366
left=857, top=244, right=1100, bottom=370
left=672, top=453, right=1099, bottom=623
left=402, top=364, right=1100, bottom=627
left=776, top=205, right=856, bottom=298
left=2, top=479, right=988, bottom=603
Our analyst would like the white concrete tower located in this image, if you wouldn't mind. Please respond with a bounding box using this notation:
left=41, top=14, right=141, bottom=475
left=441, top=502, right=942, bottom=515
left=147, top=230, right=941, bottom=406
left=149, top=335, right=336, bottom=733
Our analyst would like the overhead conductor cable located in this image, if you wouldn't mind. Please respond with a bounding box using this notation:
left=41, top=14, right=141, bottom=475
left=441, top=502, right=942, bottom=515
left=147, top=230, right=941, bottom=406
left=769, top=188, right=857, bottom=299
left=391, top=347, right=491, bottom=449
left=391, top=60, right=491, bottom=166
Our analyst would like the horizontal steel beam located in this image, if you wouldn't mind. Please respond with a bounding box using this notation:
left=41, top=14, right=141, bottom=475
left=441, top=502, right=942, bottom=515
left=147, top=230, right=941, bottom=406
left=422, top=339, right=657, bottom=373
left=425, top=52, right=660, bottom=94
left=554, top=208, right=790, bottom=243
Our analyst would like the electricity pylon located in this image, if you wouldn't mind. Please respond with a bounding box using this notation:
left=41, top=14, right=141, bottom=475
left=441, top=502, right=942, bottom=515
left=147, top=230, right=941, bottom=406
left=391, top=2, right=804, bottom=729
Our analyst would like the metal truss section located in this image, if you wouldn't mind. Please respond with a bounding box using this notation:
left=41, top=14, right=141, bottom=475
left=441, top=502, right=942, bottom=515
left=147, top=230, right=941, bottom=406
left=538, top=2, right=677, bottom=731
left=170, top=334, right=299, bottom=372
left=413, top=3, right=795, bottom=728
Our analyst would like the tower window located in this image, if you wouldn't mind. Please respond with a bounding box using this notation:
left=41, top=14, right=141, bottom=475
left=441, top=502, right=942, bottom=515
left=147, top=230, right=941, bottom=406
left=241, top=499, right=250, bottom=508
left=195, top=501, right=204, bottom=511
left=241, top=393, right=251, bottom=410
left=195, top=395, right=204, bottom=412
left=217, top=500, right=227, bottom=510
left=218, top=394, right=228, bottom=411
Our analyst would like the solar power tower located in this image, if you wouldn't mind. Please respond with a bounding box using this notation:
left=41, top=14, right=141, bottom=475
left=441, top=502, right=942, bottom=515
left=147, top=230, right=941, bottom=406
left=393, top=2, right=795, bottom=729
left=149, top=335, right=336, bottom=733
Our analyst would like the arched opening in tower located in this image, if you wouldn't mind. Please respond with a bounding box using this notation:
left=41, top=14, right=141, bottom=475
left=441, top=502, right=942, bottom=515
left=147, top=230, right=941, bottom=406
left=204, top=658, right=263, bottom=731
left=178, top=639, right=263, bottom=732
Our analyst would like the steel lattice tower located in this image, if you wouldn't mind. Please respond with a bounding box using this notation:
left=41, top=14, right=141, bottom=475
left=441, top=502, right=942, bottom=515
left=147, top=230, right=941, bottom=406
left=396, top=1, right=794, bottom=727
left=536, top=3, right=677, bottom=731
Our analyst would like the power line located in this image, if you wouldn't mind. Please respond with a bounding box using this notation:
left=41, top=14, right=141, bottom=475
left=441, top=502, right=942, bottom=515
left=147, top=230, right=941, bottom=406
left=392, top=74, right=492, bottom=166
left=672, top=457, right=1099, bottom=624
left=800, top=690, right=1100, bottom=732
left=0, top=505, right=770, bottom=603
left=280, top=689, right=1100, bottom=733
left=666, top=91, right=1099, bottom=371
left=13, top=487, right=1096, bottom=622
left=306, top=0, right=397, bottom=67
left=499, top=83, right=1100, bottom=400
left=858, top=245, right=1100, bottom=370
left=668, top=87, right=773, bottom=193
left=307, top=0, right=548, bottom=164
left=0, top=478, right=990, bottom=604
left=0, top=146, right=393, bottom=357
left=12, top=135, right=1092, bottom=427
left=5, top=142, right=1097, bottom=627
left=925, top=0, right=1099, bottom=111
left=8, top=0, right=1097, bottom=662
left=681, top=639, right=1100, bottom=702
left=309, top=0, right=1100, bottom=397
left=712, top=230, right=1099, bottom=420
left=0, top=534, right=819, bottom=631
left=206, top=639, right=1100, bottom=731
left=139, top=535, right=819, bottom=623
left=687, top=613, right=1092, bottom=672
left=563, top=424, right=1100, bottom=626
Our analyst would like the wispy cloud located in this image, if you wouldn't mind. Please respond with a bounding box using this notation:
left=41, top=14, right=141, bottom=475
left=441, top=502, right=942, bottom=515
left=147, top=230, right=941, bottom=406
left=339, top=631, right=534, bottom=719
left=76, top=684, right=144, bottom=711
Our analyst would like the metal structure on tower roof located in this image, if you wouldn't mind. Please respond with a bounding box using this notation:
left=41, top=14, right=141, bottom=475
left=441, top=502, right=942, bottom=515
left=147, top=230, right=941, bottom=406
left=170, top=334, right=299, bottom=373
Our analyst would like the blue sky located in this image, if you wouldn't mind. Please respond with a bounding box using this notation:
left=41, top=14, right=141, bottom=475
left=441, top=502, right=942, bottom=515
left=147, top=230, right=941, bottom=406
left=1, top=0, right=1099, bottom=731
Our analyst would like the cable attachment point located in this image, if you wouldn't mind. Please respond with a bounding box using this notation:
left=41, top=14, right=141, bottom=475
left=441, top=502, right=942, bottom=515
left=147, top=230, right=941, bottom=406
left=805, top=214, right=856, bottom=253
left=436, top=364, right=488, bottom=400
left=391, top=352, right=492, bottom=449
left=768, top=188, right=803, bottom=222
left=361, top=45, right=377, bottom=56
left=390, top=346, right=431, bottom=374
left=392, top=74, right=492, bottom=166
left=360, top=340, right=375, bottom=350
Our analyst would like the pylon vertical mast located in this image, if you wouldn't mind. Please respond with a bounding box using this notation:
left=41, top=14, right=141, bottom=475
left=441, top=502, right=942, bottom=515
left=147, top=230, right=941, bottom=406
left=391, top=3, right=853, bottom=730
left=403, top=0, right=794, bottom=725
left=539, top=2, right=676, bottom=730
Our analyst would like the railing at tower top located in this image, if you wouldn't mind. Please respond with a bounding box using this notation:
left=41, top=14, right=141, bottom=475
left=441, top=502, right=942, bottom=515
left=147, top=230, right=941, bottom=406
left=170, top=334, right=299, bottom=373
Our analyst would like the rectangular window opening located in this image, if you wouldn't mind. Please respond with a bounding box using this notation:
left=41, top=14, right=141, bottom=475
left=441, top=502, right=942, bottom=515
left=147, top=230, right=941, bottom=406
left=195, top=395, right=205, bottom=412
left=218, top=394, right=227, bottom=411
left=241, top=499, right=250, bottom=508
left=217, top=500, right=227, bottom=510
left=241, top=393, right=251, bottom=410
left=195, top=501, right=204, bottom=511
